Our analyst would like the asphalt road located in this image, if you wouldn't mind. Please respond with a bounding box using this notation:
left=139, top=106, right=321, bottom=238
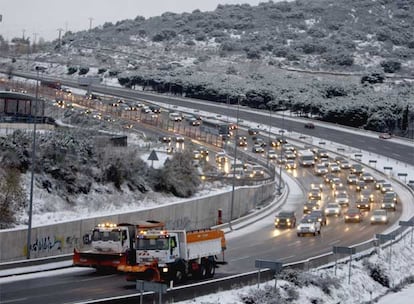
left=0, top=163, right=402, bottom=304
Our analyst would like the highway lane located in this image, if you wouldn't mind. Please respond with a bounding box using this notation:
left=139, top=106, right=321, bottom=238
left=80, top=83, right=414, bottom=167
left=10, top=71, right=414, bottom=165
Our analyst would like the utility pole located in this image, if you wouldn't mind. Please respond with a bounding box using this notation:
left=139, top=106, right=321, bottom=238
left=57, top=28, right=64, bottom=48
left=22, top=29, right=26, bottom=40
left=32, top=33, right=38, bottom=52
left=88, top=17, right=94, bottom=30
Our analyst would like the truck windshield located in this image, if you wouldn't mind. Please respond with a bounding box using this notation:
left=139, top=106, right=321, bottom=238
left=137, top=237, right=169, bottom=250
left=92, top=229, right=121, bottom=242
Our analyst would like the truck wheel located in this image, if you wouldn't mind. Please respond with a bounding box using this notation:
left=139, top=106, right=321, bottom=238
left=207, top=260, right=216, bottom=278
left=173, top=267, right=186, bottom=284
left=199, top=263, right=208, bottom=279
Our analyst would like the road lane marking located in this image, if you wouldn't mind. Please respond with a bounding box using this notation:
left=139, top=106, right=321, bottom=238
left=329, top=240, right=340, bottom=246
left=279, top=255, right=295, bottom=261
left=1, top=298, right=28, bottom=303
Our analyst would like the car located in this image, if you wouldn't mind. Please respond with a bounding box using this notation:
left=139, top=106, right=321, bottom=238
left=215, top=152, right=227, bottom=164
left=274, top=211, right=297, bottom=229
left=330, top=177, right=343, bottom=190
left=193, top=150, right=201, bottom=159
left=383, top=191, right=398, bottom=204
left=355, top=180, right=367, bottom=192
left=375, top=179, right=386, bottom=190
left=344, top=208, right=363, bottom=223
left=283, top=144, right=296, bottom=154
left=285, top=159, right=297, bottom=170
left=360, top=189, right=375, bottom=202
left=296, top=216, right=321, bottom=236
left=248, top=128, right=260, bottom=135
left=285, top=151, right=297, bottom=160
left=335, top=192, right=350, bottom=207
left=379, top=133, right=392, bottom=139
left=370, top=209, right=389, bottom=224
left=252, top=165, right=265, bottom=178
left=351, top=164, right=364, bottom=175
left=316, top=149, right=329, bottom=159
left=303, top=200, right=320, bottom=214
left=329, top=163, right=341, bottom=173
left=276, top=156, right=287, bottom=165
left=309, top=210, right=327, bottom=226
left=252, top=145, right=265, bottom=153
left=308, top=188, right=322, bottom=200
left=188, top=117, right=201, bottom=126
left=324, top=203, right=341, bottom=217
left=334, top=185, right=347, bottom=197
left=340, top=160, right=351, bottom=169
left=356, top=197, right=371, bottom=210
left=381, top=183, right=393, bottom=193
left=381, top=200, right=396, bottom=211
left=335, top=156, right=345, bottom=164
left=255, top=137, right=267, bottom=147
left=347, top=174, right=358, bottom=184
left=304, top=122, right=315, bottom=129
left=267, top=150, right=278, bottom=160
left=149, top=105, right=161, bottom=113
left=324, top=173, right=336, bottom=184
left=311, top=183, right=324, bottom=191
left=141, top=106, right=151, bottom=113
left=314, top=164, right=328, bottom=175
left=174, top=134, right=185, bottom=142
left=361, top=173, right=375, bottom=183
left=198, top=147, right=209, bottom=158
left=159, top=135, right=172, bottom=143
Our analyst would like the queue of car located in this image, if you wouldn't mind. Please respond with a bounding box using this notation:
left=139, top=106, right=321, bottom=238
left=273, top=144, right=398, bottom=236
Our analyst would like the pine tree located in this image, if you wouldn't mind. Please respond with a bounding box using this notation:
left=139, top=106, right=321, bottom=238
left=0, top=168, right=27, bottom=228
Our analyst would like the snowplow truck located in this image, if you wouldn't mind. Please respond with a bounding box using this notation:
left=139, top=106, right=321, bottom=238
left=117, top=228, right=226, bottom=283
left=73, top=220, right=164, bottom=271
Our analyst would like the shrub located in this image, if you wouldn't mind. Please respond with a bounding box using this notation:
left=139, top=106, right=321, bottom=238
left=381, top=60, right=401, bottom=73
left=67, top=66, right=78, bottom=75
left=78, top=67, right=89, bottom=75
left=367, top=262, right=390, bottom=287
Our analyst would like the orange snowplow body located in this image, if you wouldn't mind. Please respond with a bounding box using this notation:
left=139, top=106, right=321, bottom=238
left=186, top=229, right=226, bottom=250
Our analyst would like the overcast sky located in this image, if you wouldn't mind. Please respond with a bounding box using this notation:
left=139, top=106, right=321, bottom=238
left=0, top=0, right=269, bottom=42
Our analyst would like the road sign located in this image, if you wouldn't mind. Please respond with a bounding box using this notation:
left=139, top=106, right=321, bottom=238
left=398, top=173, right=408, bottom=177
left=136, top=280, right=167, bottom=293
left=255, top=259, right=283, bottom=271
left=148, top=150, right=159, bottom=161
left=399, top=220, right=414, bottom=227
left=369, top=160, right=377, bottom=163
left=333, top=246, right=355, bottom=255
left=354, top=153, right=362, bottom=158
left=383, top=166, right=393, bottom=170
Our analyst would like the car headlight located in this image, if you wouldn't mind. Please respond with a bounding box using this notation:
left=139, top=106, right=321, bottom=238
left=381, top=204, right=385, bottom=208
left=370, top=216, right=375, bottom=221
left=382, top=216, right=387, bottom=221
left=304, top=206, right=308, bottom=210
left=391, top=204, right=395, bottom=207
left=356, top=215, right=359, bottom=219
left=345, top=216, right=349, bottom=219
left=286, top=219, right=290, bottom=222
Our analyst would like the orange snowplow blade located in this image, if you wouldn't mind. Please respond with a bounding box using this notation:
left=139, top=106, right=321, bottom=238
left=117, top=261, right=161, bottom=282
left=73, top=248, right=126, bottom=270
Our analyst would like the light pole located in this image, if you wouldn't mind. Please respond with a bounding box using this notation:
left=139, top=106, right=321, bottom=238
left=277, top=112, right=285, bottom=195
left=229, top=94, right=244, bottom=230
left=266, top=103, right=273, bottom=168
left=26, top=66, right=46, bottom=259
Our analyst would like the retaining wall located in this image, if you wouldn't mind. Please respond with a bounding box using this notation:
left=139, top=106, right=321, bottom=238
left=0, top=181, right=275, bottom=262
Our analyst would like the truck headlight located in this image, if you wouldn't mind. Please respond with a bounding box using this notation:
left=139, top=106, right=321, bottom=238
left=162, top=267, right=169, bottom=273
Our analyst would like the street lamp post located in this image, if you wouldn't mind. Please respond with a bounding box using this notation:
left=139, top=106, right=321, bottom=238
left=229, top=94, right=243, bottom=230
left=26, top=66, right=46, bottom=259
left=266, top=103, right=273, bottom=168
left=277, top=112, right=285, bottom=195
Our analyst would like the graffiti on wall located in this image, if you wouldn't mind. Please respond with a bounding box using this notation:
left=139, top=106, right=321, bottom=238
left=29, top=236, right=63, bottom=253
left=23, top=233, right=78, bottom=256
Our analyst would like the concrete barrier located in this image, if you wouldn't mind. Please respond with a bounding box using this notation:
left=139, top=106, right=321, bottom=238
left=0, top=181, right=275, bottom=262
